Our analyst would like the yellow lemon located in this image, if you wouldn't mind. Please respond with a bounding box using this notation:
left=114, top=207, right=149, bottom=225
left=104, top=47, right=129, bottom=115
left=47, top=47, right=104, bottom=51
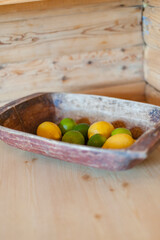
left=37, top=121, right=62, bottom=140
left=102, top=133, right=134, bottom=149
left=88, top=121, right=114, bottom=139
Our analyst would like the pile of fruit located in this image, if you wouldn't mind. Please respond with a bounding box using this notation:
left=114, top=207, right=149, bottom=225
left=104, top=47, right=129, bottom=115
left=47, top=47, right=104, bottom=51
left=36, top=118, right=141, bottom=149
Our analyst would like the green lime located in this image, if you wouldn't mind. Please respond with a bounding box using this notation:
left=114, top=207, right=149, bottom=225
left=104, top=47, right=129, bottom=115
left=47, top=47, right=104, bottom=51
left=111, top=128, right=132, bottom=137
left=59, top=118, right=76, bottom=135
left=62, top=130, right=85, bottom=145
left=87, top=134, right=106, bottom=148
left=73, top=123, right=89, bottom=140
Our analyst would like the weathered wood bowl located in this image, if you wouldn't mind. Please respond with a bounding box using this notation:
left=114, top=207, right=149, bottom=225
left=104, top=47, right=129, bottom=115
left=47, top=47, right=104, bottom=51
left=0, top=92, right=160, bottom=171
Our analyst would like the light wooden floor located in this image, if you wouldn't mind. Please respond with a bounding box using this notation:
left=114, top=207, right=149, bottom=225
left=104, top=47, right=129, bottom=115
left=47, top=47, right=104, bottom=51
left=0, top=140, right=160, bottom=240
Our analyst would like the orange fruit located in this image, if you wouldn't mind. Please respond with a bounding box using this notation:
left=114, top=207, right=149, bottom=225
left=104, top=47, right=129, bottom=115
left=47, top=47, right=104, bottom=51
left=102, top=133, right=134, bottom=149
left=88, top=121, right=114, bottom=139
left=37, top=121, right=62, bottom=140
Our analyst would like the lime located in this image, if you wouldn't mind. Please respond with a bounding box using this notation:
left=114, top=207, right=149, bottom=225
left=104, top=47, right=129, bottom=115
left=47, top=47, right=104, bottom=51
left=59, top=118, right=76, bottom=135
left=62, top=130, right=85, bottom=145
left=37, top=121, right=62, bottom=140
left=87, top=134, right=106, bottom=148
left=102, top=133, right=134, bottom=149
left=111, top=128, right=132, bottom=137
left=73, top=123, right=89, bottom=140
left=88, top=121, right=114, bottom=139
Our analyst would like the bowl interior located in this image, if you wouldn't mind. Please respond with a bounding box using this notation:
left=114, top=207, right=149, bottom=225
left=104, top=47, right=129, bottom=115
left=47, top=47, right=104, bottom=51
left=0, top=93, right=159, bottom=137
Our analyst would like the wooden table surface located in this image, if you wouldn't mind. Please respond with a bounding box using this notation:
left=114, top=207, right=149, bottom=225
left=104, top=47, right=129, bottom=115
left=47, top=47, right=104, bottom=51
left=0, top=130, right=160, bottom=239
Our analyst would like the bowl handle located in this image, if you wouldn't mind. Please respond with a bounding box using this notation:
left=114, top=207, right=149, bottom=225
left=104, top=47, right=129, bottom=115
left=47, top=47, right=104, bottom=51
left=130, top=122, right=160, bottom=153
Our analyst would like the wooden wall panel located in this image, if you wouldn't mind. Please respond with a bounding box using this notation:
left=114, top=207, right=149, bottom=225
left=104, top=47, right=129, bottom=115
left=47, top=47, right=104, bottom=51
left=145, top=84, right=160, bottom=106
left=0, top=0, right=142, bottom=12
left=0, top=2, right=142, bottom=64
left=0, top=0, right=143, bottom=105
left=0, top=0, right=41, bottom=5
left=78, top=82, right=145, bottom=102
left=0, top=46, right=143, bottom=104
left=144, top=0, right=160, bottom=7
left=143, top=6, right=160, bottom=48
left=144, top=47, right=160, bottom=91
left=144, top=1, right=160, bottom=103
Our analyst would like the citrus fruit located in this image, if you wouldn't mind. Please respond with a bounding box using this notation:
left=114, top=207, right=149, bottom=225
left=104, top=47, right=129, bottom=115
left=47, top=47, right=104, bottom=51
left=87, top=134, right=106, bottom=148
left=111, top=128, right=132, bottom=137
left=102, top=133, right=134, bottom=149
left=73, top=123, right=89, bottom=140
left=88, top=121, right=114, bottom=139
left=37, top=121, right=62, bottom=140
left=62, top=130, right=85, bottom=145
left=59, top=118, right=76, bottom=134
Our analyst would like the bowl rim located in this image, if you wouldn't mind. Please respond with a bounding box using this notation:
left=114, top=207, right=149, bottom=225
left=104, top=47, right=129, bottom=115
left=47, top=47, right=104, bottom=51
left=0, top=92, right=159, bottom=156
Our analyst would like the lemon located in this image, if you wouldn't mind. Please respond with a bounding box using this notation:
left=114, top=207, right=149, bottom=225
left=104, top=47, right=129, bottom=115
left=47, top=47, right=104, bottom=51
left=88, top=121, right=114, bottom=139
left=37, top=121, right=62, bottom=140
left=87, top=134, right=106, bottom=148
left=73, top=123, right=89, bottom=140
left=62, top=130, right=85, bottom=145
left=111, top=128, right=132, bottom=137
left=102, top=133, right=134, bottom=149
left=59, top=118, right=76, bottom=135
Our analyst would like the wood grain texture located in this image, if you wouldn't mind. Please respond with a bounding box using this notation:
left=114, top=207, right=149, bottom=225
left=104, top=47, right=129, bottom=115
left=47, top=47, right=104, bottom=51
left=0, top=0, right=143, bottom=104
left=0, top=1, right=143, bottom=64
left=145, top=84, right=160, bottom=106
left=0, top=82, right=145, bottom=107
left=0, top=0, right=142, bottom=15
left=77, top=82, right=145, bottom=101
left=0, top=140, right=160, bottom=240
left=0, top=45, right=143, bottom=103
left=0, top=0, right=142, bottom=25
left=144, top=0, right=160, bottom=7
left=144, top=47, right=160, bottom=91
left=143, top=6, right=160, bottom=48
left=0, top=0, right=41, bottom=5
left=143, top=2, right=160, bottom=100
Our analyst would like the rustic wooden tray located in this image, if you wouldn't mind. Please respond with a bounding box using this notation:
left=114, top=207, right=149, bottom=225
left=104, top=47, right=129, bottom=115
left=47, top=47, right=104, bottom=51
left=0, top=92, right=160, bottom=171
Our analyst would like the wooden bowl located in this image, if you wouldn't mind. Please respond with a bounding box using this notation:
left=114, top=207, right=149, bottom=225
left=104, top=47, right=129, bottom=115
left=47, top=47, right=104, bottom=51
left=0, top=92, right=160, bottom=171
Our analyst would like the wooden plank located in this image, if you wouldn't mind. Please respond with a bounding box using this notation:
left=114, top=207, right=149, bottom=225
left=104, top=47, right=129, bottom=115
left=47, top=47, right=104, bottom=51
left=0, top=0, right=41, bottom=5
left=0, top=0, right=142, bottom=23
left=144, top=0, right=160, bottom=7
left=0, top=2, right=143, bottom=64
left=143, top=3, right=160, bottom=101
left=145, top=84, right=160, bottom=106
left=0, top=82, right=145, bottom=107
left=0, top=45, right=143, bottom=104
left=144, top=46, right=160, bottom=91
left=143, top=6, right=160, bottom=48
left=0, top=0, right=142, bottom=16
left=77, top=82, right=146, bottom=102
